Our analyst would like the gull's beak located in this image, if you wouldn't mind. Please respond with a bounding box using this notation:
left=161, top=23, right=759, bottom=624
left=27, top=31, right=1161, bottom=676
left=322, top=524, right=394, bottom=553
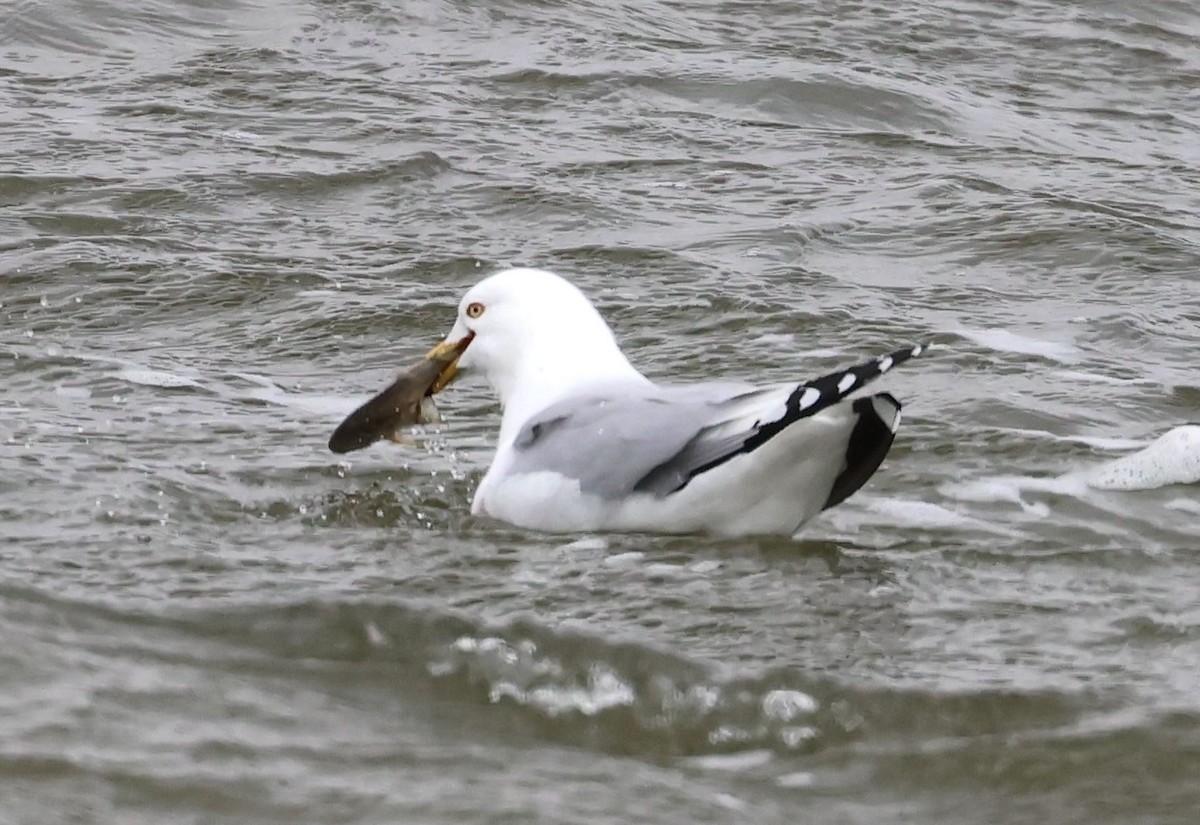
left=327, top=332, right=473, bottom=454
left=425, top=333, right=471, bottom=394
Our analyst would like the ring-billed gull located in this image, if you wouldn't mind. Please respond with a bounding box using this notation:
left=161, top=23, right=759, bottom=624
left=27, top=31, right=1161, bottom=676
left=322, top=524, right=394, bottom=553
left=334, top=267, right=928, bottom=536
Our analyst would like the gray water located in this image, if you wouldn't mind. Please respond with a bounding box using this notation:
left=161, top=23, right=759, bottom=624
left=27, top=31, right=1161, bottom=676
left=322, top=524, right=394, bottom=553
left=3, top=1, right=1200, bottom=822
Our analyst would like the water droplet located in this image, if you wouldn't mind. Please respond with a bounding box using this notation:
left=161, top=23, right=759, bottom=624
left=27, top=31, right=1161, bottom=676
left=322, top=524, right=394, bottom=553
left=364, top=621, right=387, bottom=646
left=762, top=689, right=818, bottom=721
left=776, top=771, right=814, bottom=789
left=779, top=726, right=818, bottom=749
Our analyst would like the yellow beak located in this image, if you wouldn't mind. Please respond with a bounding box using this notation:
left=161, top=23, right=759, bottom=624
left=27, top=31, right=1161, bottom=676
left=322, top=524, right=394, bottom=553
left=425, top=334, right=472, bottom=394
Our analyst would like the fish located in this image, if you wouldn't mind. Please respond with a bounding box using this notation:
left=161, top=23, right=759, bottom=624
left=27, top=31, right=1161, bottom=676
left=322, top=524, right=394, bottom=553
left=327, top=337, right=469, bottom=454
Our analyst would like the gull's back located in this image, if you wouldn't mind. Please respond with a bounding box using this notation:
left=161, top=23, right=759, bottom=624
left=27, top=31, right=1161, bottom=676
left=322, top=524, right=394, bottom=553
left=471, top=343, right=924, bottom=535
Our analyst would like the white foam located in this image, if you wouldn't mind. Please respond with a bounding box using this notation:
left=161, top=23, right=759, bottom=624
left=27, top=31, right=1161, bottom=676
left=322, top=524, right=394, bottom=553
left=751, top=333, right=799, bottom=347
left=796, top=347, right=845, bottom=359
left=1165, top=498, right=1200, bottom=515
left=561, top=536, right=609, bottom=552
left=228, top=373, right=361, bottom=417
left=942, top=474, right=1090, bottom=505
left=989, top=426, right=1147, bottom=451
left=517, top=668, right=636, bottom=717
left=712, top=793, right=748, bottom=812
left=1082, top=426, right=1200, bottom=491
left=866, top=498, right=986, bottom=529
left=228, top=371, right=279, bottom=390
left=1070, top=434, right=1149, bottom=451
left=219, top=129, right=263, bottom=143
left=940, top=477, right=1027, bottom=506
left=1049, top=368, right=1136, bottom=387
left=602, top=551, right=644, bottom=567
left=776, top=771, right=816, bottom=788
left=761, top=689, right=819, bottom=720
left=957, top=327, right=1079, bottom=363
left=54, top=385, right=92, bottom=401
left=245, top=385, right=361, bottom=417
left=115, top=368, right=202, bottom=389
left=942, top=427, right=1200, bottom=511
left=685, top=749, right=774, bottom=772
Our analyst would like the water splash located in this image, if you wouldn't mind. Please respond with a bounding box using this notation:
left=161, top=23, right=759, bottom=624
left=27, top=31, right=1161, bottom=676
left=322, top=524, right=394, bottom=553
left=1080, top=425, right=1200, bottom=491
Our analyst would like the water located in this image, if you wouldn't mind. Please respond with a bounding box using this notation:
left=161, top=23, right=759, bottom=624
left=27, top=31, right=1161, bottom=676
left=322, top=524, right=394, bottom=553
left=3, top=0, right=1199, bottom=822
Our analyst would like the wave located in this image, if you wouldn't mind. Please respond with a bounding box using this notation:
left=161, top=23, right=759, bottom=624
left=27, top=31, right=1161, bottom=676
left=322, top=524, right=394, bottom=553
left=1080, top=424, right=1200, bottom=491
left=0, top=582, right=1096, bottom=765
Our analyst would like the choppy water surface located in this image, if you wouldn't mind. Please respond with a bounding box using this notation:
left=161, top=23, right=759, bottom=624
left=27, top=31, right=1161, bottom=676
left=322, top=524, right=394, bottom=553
left=3, top=1, right=1200, bottom=822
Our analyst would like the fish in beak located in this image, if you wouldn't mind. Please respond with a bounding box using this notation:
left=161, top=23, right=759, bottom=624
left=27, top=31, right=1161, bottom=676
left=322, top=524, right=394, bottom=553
left=327, top=334, right=472, bottom=454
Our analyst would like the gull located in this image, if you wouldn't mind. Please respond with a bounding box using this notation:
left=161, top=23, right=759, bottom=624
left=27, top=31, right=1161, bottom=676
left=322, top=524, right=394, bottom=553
left=338, top=267, right=928, bottom=536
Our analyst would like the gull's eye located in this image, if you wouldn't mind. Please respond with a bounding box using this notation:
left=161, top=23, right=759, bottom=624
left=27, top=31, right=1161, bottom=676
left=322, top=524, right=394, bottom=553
left=466, top=301, right=486, bottom=319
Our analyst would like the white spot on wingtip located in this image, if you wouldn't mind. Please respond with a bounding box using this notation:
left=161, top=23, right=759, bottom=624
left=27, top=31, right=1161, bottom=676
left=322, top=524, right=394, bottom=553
left=870, top=396, right=902, bottom=433
left=798, top=387, right=821, bottom=410
left=912, top=344, right=924, bottom=357
left=837, top=373, right=857, bottom=393
left=878, top=355, right=893, bottom=372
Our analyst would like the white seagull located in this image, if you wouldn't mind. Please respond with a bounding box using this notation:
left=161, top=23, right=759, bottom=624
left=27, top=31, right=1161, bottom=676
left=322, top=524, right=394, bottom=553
left=337, top=267, right=928, bottom=536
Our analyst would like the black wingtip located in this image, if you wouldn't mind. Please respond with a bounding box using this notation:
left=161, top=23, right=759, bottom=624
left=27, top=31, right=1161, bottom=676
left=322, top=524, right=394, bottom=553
left=788, top=341, right=929, bottom=423
left=822, top=392, right=901, bottom=510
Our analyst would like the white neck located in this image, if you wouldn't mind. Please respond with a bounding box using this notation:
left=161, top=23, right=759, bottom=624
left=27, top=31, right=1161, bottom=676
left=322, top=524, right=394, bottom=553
left=489, top=324, right=650, bottom=446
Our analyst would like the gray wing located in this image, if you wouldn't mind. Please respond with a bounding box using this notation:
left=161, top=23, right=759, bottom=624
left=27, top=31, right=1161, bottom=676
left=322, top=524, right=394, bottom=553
left=505, top=390, right=730, bottom=499
left=506, top=343, right=927, bottom=500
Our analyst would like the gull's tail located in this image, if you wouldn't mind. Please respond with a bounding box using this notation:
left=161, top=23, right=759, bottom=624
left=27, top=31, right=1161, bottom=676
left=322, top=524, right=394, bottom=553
left=775, top=342, right=925, bottom=511
left=725, top=340, right=926, bottom=456
left=823, top=392, right=902, bottom=510
left=636, top=342, right=930, bottom=502
left=776, top=341, right=926, bottom=427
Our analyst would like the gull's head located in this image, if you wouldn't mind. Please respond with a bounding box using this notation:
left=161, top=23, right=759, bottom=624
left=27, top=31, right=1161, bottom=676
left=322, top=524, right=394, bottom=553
left=328, top=268, right=645, bottom=454
left=433, top=267, right=643, bottom=410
